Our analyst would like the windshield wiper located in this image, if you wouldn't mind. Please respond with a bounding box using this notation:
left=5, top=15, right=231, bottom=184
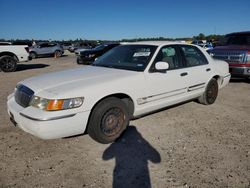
left=92, top=64, right=114, bottom=68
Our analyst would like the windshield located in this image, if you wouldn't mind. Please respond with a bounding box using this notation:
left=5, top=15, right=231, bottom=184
left=92, top=45, right=157, bottom=71
left=94, top=44, right=106, bottom=50
left=226, top=34, right=250, bottom=45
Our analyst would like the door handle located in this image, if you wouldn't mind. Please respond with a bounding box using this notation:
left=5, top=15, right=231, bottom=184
left=206, top=68, right=211, bottom=72
left=180, top=72, right=188, bottom=76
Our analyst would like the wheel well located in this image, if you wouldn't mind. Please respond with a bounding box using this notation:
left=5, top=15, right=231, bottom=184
left=84, top=93, right=134, bottom=134
left=0, top=52, right=18, bottom=61
left=94, top=94, right=134, bottom=118
left=212, top=75, right=222, bottom=86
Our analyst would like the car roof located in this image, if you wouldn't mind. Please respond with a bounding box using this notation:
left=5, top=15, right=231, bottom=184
left=124, top=41, right=187, bottom=47
left=226, top=31, right=250, bottom=36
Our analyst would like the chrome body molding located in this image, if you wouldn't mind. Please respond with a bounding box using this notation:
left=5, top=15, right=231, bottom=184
left=20, top=113, right=76, bottom=121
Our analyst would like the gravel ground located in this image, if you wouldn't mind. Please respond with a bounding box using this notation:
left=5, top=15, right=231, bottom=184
left=0, top=52, right=249, bottom=188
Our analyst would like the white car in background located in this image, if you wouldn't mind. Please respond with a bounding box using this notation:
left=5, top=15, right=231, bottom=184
left=198, top=43, right=213, bottom=51
left=7, top=41, right=230, bottom=143
left=0, top=44, right=31, bottom=72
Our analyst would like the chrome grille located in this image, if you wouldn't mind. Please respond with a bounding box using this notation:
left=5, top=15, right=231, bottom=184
left=15, top=85, right=34, bottom=108
left=212, top=50, right=246, bottom=64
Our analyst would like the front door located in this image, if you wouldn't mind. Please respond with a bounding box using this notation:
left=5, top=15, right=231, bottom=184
left=142, top=45, right=188, bottom=109
left=37, top=43, right=50, bottom=55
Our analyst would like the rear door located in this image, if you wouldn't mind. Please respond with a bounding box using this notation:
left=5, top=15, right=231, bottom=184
left=179, top=45, right=213, bottom=96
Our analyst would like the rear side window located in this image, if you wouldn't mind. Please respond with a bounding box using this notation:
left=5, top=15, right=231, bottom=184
left=180, top=45, right=208, bottom=67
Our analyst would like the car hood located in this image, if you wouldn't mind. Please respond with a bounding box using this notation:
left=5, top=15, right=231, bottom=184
left=20, top=66, right=138, bottom=97
left=81, top=49, right=100, bottom=54
left=75, top=48, right=89, bottom=53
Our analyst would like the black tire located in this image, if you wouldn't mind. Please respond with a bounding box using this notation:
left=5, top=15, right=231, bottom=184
left=0, top=55, right=17, bottom=72
left=198, top=78, right=218, bottom=105
left=87, top=97, right=129, bottom=144
left=54, top=50, right=62, bottom=58
left=30, top=52, right=37, bottom=59
left=76, top=57, right=83, bottom=64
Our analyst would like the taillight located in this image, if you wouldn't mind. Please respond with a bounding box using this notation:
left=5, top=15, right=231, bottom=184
left=25, top=47, right=29, bottom=53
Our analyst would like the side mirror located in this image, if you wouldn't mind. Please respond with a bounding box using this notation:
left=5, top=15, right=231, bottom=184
left=155, top=61, right=169, bottom=72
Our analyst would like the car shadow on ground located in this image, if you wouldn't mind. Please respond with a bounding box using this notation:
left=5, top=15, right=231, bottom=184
left=33, top=54, right=68, bottom=59
left=230, top=78, right=250, bottom=84
left=16, top=64, right=50, bottom=71
left=103, top=126, right=161, bottom=188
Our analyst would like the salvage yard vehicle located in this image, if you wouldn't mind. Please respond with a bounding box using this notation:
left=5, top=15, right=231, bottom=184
left=0, top=44, right=31, bottom=72
left=209, top=31, right=250, bottom=78
left=76, top=43, right=120, bottom=64
left=198, top=43, right=213, bottom=51
left=7, top=41, right=230, bottom=143
left=29, top=43, right=64, bottom=59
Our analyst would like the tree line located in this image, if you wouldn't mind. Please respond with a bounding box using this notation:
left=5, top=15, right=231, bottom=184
left=0, top=33, right=225, bottom=45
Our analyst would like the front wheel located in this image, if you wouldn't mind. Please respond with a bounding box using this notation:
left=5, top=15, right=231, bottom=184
left=198, top=78, right=218, bottom=105
left=0, top=55, right=17, bottom=72
left=30, top=52, right=37, bottom=59
left=54, top=50, right=62, bottom=58
left=87, top=97, right=129, bottom=144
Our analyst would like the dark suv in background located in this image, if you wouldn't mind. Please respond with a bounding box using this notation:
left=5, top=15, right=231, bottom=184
left=209, top=31, right=250, bottom=78
left=76, top=43, right=120, bottom=64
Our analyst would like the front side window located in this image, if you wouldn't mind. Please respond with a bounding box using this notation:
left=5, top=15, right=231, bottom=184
left=153, top=46, right=182, bottom=70
left=180, top=45, right=208, bottom=67
left=93, top=45, right=157, bottom=71
left=48, top=43, right=56, bottom=47
left=39, top=43, right=49, bottom=48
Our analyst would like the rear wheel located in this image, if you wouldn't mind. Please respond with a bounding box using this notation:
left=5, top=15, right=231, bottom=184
left=54, top=50, right=62, bottom=58
left=30, top=52, right=37, bottom=59
left=0, top=55, right=17, bottom=72
left=87, top=97, right=129, bottom=144
left=198, top=78, right=218, bottom=105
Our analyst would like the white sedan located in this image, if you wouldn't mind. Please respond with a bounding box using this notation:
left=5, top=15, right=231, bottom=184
left=7, top=41, right=230, bottom=143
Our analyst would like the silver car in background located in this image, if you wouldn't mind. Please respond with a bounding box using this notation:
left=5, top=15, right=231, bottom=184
left=29, top=43, right=64, bottom=59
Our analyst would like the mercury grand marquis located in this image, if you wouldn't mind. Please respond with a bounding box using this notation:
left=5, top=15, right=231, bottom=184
left=7, top=41, right=231, bottom=143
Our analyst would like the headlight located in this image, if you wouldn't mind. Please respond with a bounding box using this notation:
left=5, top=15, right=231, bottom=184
left=210, top=52, right=215, bottom=56
left=88, top=54, right=95, bottom=58
left=30, top=96, right=84, bottom=111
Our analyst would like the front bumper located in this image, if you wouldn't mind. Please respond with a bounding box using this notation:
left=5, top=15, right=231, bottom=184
left=7, top=94, right=90, bottom=139
left=76, top=56, right=92, bottom=65
left=229, top=66, right=250, bottom=78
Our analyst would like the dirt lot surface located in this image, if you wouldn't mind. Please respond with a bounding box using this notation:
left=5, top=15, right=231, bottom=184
left=0, top=52, right=249, bottom=188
